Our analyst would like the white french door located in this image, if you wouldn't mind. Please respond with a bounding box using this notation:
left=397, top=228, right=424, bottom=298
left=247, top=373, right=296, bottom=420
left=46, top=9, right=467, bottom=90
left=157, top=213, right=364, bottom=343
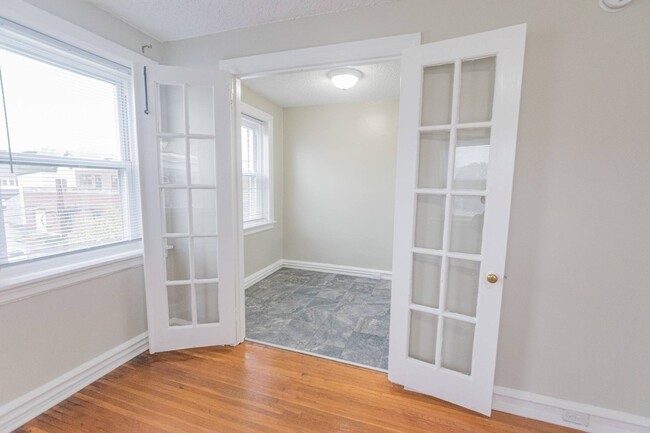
left=388, top=25, right=526, bottom=415
left=136, top=65, right=239, bottom=352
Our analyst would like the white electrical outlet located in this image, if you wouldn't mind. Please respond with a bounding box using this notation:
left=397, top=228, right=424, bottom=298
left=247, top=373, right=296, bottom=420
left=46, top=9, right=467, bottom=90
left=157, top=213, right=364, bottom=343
left=562, top=410, right=590, bottom=427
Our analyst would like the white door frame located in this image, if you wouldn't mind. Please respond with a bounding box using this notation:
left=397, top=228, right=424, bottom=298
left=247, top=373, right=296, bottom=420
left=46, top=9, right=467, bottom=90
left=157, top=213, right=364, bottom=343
left=219, top=33, right=422, bottom=343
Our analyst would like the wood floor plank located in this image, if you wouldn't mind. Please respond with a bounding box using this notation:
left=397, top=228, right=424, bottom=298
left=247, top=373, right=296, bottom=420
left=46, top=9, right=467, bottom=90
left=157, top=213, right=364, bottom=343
left=16, top=342, right=579, bottom=433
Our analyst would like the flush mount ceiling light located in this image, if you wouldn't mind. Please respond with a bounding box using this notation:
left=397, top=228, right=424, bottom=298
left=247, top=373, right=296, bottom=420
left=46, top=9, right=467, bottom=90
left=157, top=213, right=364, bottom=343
left=599, top=0, right=633, bottom=12
left=328, top=68, right=363, bottom=90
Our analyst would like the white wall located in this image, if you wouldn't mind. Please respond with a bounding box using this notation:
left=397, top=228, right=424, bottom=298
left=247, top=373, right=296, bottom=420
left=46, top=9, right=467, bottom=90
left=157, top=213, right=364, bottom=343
left=0, top=266, right=147, bottom=405
left=22, top=0, right=162, bottom=61
left=241, top=86, right=284, bottom=277
left=0, top=0, right=155, bottom=407
left=163, top=0, right=650, bottom=418
left=283, top=101, right=398, bottom=271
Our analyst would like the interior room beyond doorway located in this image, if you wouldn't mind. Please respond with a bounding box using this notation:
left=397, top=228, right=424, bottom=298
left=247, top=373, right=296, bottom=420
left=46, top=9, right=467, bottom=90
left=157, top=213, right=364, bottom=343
left=240, top=61, right=400, bottom=370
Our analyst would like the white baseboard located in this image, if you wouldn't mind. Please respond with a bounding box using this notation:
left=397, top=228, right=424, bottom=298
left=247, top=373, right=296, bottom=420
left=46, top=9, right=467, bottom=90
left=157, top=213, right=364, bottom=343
left=244, top=260, right=284, bottom=289
left=0, top=332, right=149, bottom=433
left=493, top=386, right=650, bottom=433
left=281, top=259, right=392, bottom=280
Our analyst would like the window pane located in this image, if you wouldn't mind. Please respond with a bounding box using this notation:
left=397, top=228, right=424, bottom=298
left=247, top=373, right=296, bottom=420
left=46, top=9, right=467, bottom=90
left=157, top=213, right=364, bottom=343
left=453, top=128, right=490, bottom=191
left=445, top=258, right=480, bottom=317
left=459, top=57, right=496, bottom=124
left=191, top=189, right=217, bottom=234
left=414, top=194, right=445, bottom=250
left=193, top=237, right=218, bottom=279
left=418, top=131, right=449, bottom=189
left=187, top=86, right=214, bottom=135
left=240, top=115, right=267, bottom=224
left=409, top=311, right=438, bottom=364
left=412, top=253, right=441, bottom=309
left=0, top=32, right=138, bottom=265
left=167, top=284, right=192, bottom=327
left=1, top=164, right=125, bottom=262
left=0, top=49, right=122, bottom=160
left=421, top=63, right=454, bottom=126
left=162, top=188, right=188, bottom=234
left=160, top=138, right=186, bottom=185
left=159, top=84, right=184, bottom=134
left=449, top=196, right=485, bottom=254
left=189, top=139, right=216, bottom=185
left=441, top=318, right=475, bottom=375
left=165, top=237, right=190, bottom=281
left=196, top=283, right=219, bottom=324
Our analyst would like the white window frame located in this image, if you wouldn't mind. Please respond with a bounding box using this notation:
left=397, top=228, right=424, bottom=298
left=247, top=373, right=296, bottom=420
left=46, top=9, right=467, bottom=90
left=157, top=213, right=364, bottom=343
left=240, top=102, right=274, bottom=236
left=0, top=1, right=155, bottom=303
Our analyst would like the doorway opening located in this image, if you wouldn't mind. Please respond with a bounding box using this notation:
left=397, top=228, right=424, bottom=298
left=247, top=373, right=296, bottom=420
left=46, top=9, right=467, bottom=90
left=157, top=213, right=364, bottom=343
left=239, top=60, right=401, bottom=370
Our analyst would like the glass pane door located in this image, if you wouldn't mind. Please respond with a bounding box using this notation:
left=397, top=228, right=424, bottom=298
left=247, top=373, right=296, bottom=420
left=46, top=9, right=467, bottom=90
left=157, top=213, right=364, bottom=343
left=157, top=84, right=220, bottom=328
left=410, top=57, right=494, bottom=376
left=388, top=24, right=526, bottom=415
left=137, top=64, right=238, bottom=353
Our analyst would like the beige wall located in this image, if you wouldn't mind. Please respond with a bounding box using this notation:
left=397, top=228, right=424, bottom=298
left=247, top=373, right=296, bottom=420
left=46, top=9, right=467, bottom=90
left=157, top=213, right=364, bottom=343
left=241, top=86, right=284, bottom=277
left=283, top=101, right=398, bottom=270
left=1, top=0, right=154, bottom=407
left=164, top=0, right=650, bottom=417
left=23, top=0, right=162, bottom=61
left=0, top=266, right=147, bottom=405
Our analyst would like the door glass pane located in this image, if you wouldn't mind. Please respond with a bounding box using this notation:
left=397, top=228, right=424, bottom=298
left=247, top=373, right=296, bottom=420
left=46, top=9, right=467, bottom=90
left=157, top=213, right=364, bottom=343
left=167, top=285, right=192, bottom=326
left=453, top=128, right=490, bottom=190
left=418, top=132, right=449, bottom=189
left=160, top=138, right=186, bottom=185
left=414, top=194, right=446, bottom=250
left=459, top=57, right=496, bottom=123
left=449, top=196, right=485, bottom=254
left=165, top=238, right=190, bottom=281
left=193, top=237, right=218, bottom=279
left=441, top=318, right=475, bottom=375
left=446, top=258, right=480, bottom=317
left=408, top=311, right=438, bottom=364
left=159, top=84, right=185, bottom=134
left=162, top=188, right=188, bottom=233
left=196, top=283, right=219, bottom=324
left=421, top=63, right=454, bottom=126
left=412, top=254, right=442, bottom=308
left=190, top=139, right=216, bottom=185
left=187, top=86, right=214, bottom=135
left=192, top=189, right=217, bottom=234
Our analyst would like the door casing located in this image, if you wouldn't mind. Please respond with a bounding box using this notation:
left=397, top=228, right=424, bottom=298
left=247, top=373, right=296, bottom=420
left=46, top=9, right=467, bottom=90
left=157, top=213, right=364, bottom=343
left=219, top=33, right=422, bottom=343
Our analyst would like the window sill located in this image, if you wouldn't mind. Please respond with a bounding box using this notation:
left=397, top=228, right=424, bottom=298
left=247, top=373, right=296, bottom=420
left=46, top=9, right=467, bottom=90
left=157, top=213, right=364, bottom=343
left=244, top=221, right=276, bottom=236
left=0, top=246, right=143, bottom=306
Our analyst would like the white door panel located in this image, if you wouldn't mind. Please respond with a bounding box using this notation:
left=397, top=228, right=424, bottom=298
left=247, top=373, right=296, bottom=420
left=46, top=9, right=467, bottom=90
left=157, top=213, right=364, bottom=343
left=135, top=65, right=238, bottom=352
left=388, top=24, right=526, bottom=415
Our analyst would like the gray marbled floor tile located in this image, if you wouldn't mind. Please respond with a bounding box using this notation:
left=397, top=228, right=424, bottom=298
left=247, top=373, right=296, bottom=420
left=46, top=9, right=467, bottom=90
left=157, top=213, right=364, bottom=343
left=246, top=269, right=391, bottom=369
left=355, top=315, right=390, bottom=338
left=341, top=332, right=389, bottom=370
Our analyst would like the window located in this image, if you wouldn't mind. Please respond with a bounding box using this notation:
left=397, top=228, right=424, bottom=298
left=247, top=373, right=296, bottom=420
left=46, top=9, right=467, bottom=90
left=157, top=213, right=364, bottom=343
left=0, top=18, right=140, bottom=266
left=240, top=105, right=273, bottom=234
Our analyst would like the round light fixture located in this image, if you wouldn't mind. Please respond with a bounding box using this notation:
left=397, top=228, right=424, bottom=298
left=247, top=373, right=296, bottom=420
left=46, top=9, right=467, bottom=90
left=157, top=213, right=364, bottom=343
left=599, top=0, right=633, bottom=12
left=328, top=68, right=362, bottom=90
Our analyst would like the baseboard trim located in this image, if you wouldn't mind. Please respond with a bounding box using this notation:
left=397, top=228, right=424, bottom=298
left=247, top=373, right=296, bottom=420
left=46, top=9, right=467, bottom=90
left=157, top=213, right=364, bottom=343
left=0, top=332, right=149, bottom=433
left=244, top=260, right=284, bottom=289
left=281, top=259, right=392, bottom=280
left=493, top=386, right=650, bottom=433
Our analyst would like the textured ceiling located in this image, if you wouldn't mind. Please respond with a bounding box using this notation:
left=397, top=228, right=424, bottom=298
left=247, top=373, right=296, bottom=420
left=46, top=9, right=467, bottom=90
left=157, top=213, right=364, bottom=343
left=243, top=61, right=400, bottom=108
left=82, top=0, right=397, bottom=42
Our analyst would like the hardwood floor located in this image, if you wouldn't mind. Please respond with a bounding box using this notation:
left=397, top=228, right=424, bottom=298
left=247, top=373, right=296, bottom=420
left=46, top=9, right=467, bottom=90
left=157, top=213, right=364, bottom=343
left=17, top=342, right=578, bottom=433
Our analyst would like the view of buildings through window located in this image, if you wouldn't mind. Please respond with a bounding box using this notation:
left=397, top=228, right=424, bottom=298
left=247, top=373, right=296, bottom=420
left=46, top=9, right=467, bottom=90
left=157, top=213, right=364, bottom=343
left=0, top=36, right=139, bottom=264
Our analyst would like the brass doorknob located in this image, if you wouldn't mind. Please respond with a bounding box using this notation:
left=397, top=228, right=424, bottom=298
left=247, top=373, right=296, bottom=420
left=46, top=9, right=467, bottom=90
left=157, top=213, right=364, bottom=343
left=486, top=274, right=498, bottom=284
